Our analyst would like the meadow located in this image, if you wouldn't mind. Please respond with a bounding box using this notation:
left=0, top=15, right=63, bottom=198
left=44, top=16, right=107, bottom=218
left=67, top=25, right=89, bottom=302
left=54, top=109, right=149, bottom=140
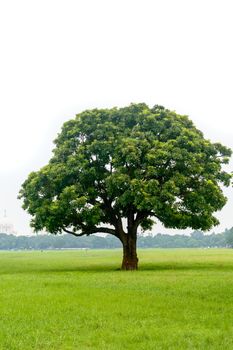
left=1, top=248, right=233, bottom=350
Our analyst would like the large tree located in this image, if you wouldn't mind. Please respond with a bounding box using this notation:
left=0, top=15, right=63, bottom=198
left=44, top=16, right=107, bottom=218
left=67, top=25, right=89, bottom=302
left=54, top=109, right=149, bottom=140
left=19, top=104, right=232, bottom=269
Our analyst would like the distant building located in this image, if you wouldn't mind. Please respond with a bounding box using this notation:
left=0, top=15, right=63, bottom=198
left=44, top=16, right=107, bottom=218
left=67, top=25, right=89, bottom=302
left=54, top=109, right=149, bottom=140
left=0, top=210, right=17, bottom=235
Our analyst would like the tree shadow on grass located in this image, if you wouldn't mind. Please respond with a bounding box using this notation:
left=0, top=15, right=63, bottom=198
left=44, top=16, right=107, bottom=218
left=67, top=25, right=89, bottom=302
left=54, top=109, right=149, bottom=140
left=0, top=264, right=118, bottom=275
left=140, top=262, right=233, bottom=272
left=1, top=261, right=233, bottom=275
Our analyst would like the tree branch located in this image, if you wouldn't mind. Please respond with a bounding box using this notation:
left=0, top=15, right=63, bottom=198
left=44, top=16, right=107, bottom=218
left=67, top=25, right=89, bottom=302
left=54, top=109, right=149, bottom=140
left=89, top=227, right=117, bottom=236
left=101, top=195, right=119, bottom=226
left=134, top=210, right=154, bottom=227
left=63, top=226, right=117, bottom=237
left=63, top=228, right=87, bottom=237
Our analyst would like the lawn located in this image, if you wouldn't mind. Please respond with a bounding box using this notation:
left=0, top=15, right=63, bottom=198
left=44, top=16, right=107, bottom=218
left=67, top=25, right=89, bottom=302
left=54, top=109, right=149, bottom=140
left=0, top=248, right=233, bottom=349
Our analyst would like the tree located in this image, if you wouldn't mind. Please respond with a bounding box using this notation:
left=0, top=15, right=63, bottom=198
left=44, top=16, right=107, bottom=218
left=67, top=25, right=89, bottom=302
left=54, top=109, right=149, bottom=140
left=19, top=104, right=232, bottom=270
left=190, top=230, right=204, bottom=240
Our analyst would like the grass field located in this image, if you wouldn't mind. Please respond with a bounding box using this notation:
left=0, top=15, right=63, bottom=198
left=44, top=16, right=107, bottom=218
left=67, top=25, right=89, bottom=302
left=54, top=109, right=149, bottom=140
left=1, top=249, right=233, bottom=350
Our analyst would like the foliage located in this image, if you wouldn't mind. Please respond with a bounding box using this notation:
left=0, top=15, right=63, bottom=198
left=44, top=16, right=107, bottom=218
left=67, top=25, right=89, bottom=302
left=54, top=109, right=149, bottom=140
left=19, top=103, right=232, bottom=268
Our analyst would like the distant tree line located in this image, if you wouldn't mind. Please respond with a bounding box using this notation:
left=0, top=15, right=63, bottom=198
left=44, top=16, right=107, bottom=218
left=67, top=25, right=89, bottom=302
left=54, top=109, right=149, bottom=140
left=1, top=228, right=233, bottom=250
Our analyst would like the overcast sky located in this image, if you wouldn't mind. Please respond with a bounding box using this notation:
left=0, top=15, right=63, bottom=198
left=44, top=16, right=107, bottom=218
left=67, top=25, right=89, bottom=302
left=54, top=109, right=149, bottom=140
left=0, top=0, right=232, bottom=235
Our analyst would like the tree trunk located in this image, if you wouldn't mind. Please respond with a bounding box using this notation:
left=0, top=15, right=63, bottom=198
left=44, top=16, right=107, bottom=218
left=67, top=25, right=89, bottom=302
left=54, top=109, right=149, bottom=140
left=121, top=235, right=138, bottom=270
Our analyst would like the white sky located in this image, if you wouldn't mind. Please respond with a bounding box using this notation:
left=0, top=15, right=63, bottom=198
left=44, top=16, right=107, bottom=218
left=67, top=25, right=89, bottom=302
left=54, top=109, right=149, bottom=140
left=0, top=0, right=232, bottom=235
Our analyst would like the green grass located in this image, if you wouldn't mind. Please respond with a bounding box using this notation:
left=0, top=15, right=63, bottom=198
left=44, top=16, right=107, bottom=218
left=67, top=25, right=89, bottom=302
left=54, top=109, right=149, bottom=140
left=1, top=248, right=233, bottom=349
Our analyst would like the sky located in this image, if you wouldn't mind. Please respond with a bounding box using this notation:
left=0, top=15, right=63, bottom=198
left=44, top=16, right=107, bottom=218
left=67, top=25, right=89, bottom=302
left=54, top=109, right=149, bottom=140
left=0, top=0, right=232, bottom=235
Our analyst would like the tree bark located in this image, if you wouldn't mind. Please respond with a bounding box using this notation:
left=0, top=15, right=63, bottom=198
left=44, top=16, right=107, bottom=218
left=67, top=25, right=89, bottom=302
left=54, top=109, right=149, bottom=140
left=121, top=235, right=138, bottom=270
